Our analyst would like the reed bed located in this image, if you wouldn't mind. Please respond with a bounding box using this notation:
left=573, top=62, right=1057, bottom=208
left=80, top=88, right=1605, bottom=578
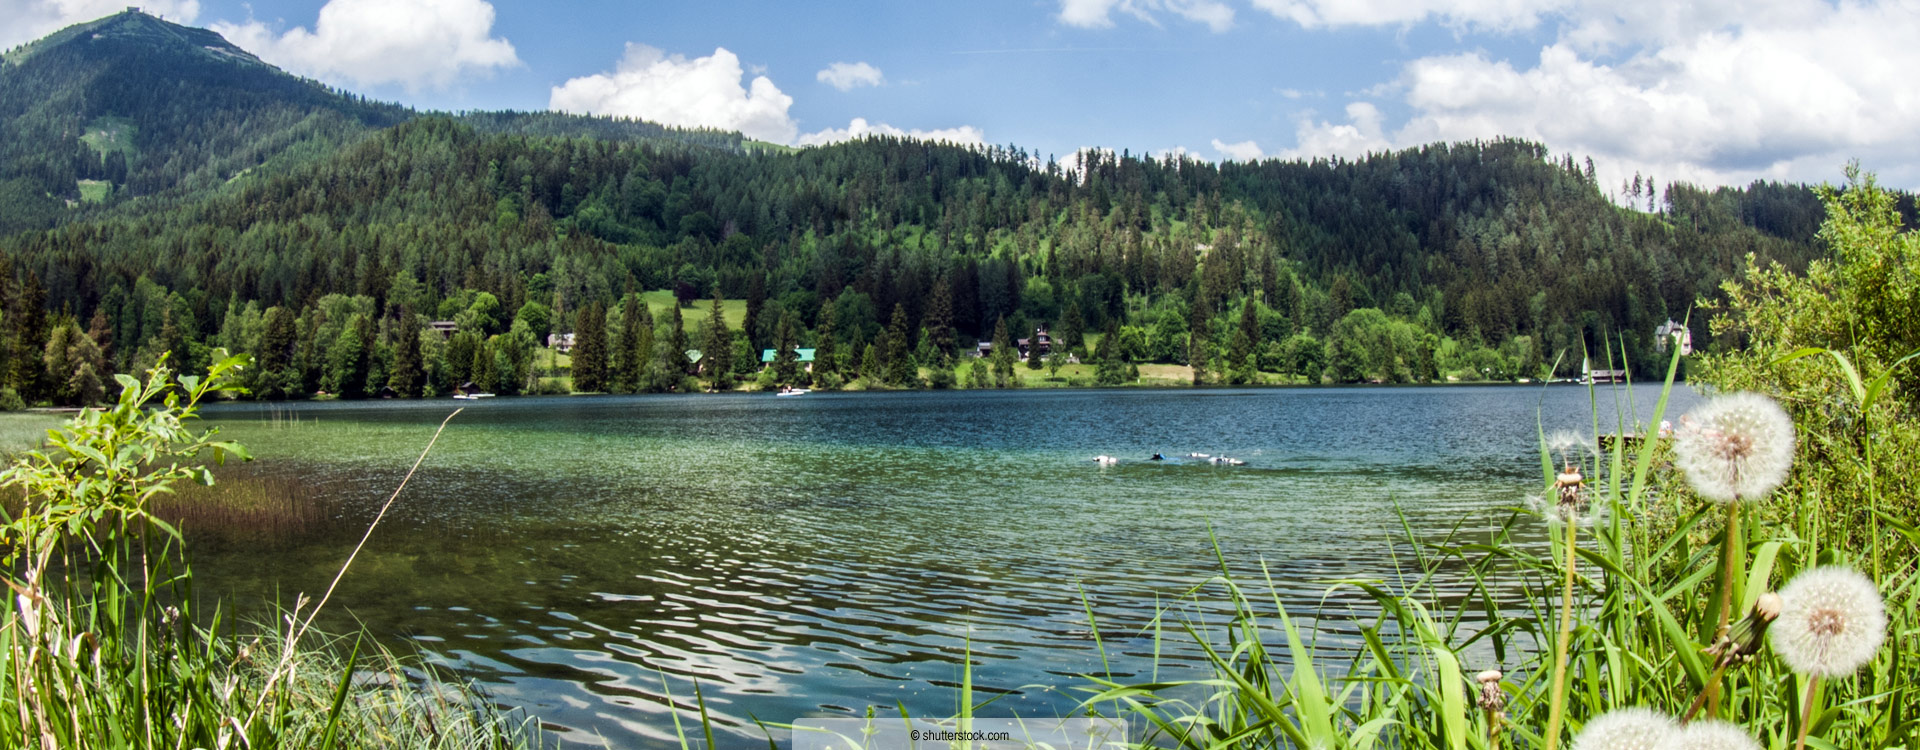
left=0, top=359, right=539, bottom=750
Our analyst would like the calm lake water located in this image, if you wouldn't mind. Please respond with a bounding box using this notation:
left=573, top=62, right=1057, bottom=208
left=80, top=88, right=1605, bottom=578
left=190, top=383, right=1696, bottom=748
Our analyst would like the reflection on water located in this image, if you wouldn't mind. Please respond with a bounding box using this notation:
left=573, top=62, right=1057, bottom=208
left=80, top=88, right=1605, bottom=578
left=187, top=384, right=1696, bottom=748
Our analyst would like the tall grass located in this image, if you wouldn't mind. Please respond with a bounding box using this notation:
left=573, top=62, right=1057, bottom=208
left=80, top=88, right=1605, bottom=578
left=0, top=359, right=539, bottom=750
left=1049, top=341, right=1917, bottom=749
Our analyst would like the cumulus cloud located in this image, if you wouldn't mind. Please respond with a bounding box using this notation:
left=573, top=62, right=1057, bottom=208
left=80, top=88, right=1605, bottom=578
left=1250, top=0, right=1920, bottom=190
left=1277, top=102, right=1392, bottom=160
left=551, top=44, right=798, bottom=144
left=1211, top=138, right=1265, bottom=161
left=816, top=61, right=883, bottom=91
left=1, top=0, right=200, bottom=48
left=798, top=117, right=985, bottom=147
left=1057, top=0, right=1235, bottom=32
left=1392, top=2, right=1920, bottom=188
left=211, top=0, right=516, bottom=91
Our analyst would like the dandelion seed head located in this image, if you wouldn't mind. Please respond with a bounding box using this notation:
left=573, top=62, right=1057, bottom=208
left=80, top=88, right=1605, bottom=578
left=1571, top=707, right=1674, bottom=750
left=1653, top=720, right=1761, bottom=750
left=1548, top=430, right=1594, bottom=466
left=1526, top=492, right=1607, bottom=528
left=1770, top=565, right=1887, bottom=678
left=1672, top=392, right=1794, bottom=502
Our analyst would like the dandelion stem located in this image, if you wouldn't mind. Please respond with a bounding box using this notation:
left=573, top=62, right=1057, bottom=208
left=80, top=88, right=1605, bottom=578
left=1679, top=662, right=1730, bottom=723
left=1795, top=676, right=1820, bottom=750
left=1708, top=499, right=1741, bottom=716
left=1544, top=520, right=1576, bottom=750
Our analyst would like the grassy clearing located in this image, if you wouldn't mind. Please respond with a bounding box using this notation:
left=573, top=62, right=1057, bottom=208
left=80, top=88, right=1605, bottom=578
left=640, top=290, right=746, bottom=330
left=76, top=179, right=109, bottom=203
left=78, top=116, right=137, bottom=159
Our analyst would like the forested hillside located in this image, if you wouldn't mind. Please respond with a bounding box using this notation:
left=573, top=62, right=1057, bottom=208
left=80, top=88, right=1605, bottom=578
left=0, top=12, right=1853, bottom=405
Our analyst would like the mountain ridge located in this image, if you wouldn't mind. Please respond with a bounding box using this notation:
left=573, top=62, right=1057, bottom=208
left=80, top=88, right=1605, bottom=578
left=0, top=11, right=1864, bottom=404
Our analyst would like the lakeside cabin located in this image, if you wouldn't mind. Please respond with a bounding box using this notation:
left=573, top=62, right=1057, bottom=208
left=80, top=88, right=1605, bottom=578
left=974, top=328, right=1054, bottom=361
left=759, top=348, right=817, bottom=372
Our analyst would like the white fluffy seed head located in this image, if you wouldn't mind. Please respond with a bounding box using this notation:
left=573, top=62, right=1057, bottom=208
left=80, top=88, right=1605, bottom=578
left=1672, top=392, right=1795, bottom=502
left=1571, top=707, right=1675, bottom=750
left=1771, top=565, right=1888, bottom=678
left=1653, top=720, right=1762, bottom=750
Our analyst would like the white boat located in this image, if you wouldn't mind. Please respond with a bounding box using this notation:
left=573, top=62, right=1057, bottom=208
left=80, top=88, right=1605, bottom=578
left=775, top=388, right=810, bottom=397
left=453, top=392, right=495, bottom=400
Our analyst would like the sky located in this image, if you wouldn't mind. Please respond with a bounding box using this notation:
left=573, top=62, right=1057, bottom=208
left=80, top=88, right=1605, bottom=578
left=5, top=0, right=1919, bottom=196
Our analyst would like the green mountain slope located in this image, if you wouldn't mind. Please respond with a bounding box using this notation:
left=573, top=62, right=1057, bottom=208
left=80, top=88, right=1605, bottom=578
left=0, top=13, right=1866, bottom=404
left=0, top=10, right=412, bottom=232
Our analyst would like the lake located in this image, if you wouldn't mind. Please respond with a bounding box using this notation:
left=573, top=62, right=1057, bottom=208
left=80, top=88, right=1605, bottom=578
left=188, top=383, right=1697, bottom=748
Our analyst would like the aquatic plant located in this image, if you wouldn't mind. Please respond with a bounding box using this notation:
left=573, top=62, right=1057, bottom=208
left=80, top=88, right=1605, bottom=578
left=0, top=359, right=536, bottom=749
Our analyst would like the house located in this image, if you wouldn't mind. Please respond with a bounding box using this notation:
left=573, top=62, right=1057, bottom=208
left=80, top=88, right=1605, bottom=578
left=1654, top=319, right=1693, bottom=356
left=428, top=320, right=459, bottom=340
left=1015, top=328, right=1052, bottom=361
left=760, top=348, right=818, bottom=371
left=975, top=341, right=993, bottom=358
left=546, top=332, right=576, bottom=353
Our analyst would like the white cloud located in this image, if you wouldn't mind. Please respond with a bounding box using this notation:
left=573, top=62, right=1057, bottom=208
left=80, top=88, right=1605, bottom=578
left=1388, top=1, right=1920, bottom=188
left=1057, top=0, right=1235, bottom=32
left=798, top=117, right=985, bottom=147
left=1276, top=102, right=1393, bottom=160
left=1247, top=0, right=1562, bottom=32
left=1211, top=138, right=1266, bottom=161
left=816, top=61, right=883, bottom=91
left=551, top=44, right=798, bottom=144
left=1250, top=0, right=1920, bottom=190
left=211, top=0, right=516, bottom=91
left=0, top=0, right=200, bottom=48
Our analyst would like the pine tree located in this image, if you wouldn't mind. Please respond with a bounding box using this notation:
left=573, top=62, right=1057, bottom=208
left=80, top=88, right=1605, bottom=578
left=812, top=301, right=837, bottom=382
left=743, top=274, right=766, bottom=351
left=388, top=320, right=424, bottom=397
left=667, top=304, right=688, bottom=374
left=86, top=308, right=114, bottom=363
left=572, top=302, right=608, bottom=392
left=773, top=315, right=800, bottom=385
left=615, top=292, right=647, bottom=392
left=885, top=303, right=914, bottom=385
left=471, top=336, right=497, bottom=393
left=10, top=272, right=48, bottom=398
left=1229, top=298, right=1257, bottom=384
left=991, top=316, right=1015, bottom=387
left=259, top=306, right=297, bottom=398
left=704, top=286, right=731, bottom=385
left=1096, top=317, right=1126, bottom=385
left=924, top=279, right=955, bottom=368
left=1059, top=300, right=1085, bottom=358
left=1189, top=285, right=1212, bottom=385
left=966, top=357, right=992, bottom=389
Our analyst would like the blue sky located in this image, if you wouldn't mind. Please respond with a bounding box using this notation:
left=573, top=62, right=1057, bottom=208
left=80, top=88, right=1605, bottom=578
left=7, top=0, right=1919, bottom=192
